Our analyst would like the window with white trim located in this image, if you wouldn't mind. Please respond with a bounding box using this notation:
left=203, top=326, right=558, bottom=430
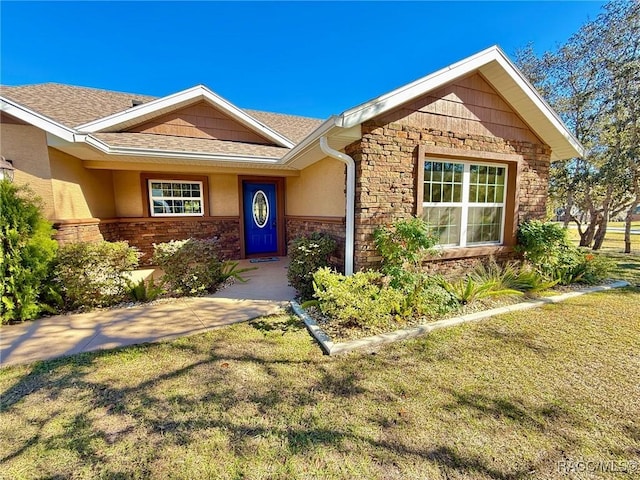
left=148, top=180, right=204, bottom=217
left=422, top=160, right=507, bottom=247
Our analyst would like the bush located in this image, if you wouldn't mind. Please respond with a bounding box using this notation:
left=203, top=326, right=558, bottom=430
left=1, top=181, right=58, bottom=323
left=312, top=267, right=404, bottom=329
left=152, top=238, right=223, bottom=296
left=436, top=275, right=522, bottom=306
left=554, top=249, right=614, bottom=285
left=287, top=233, right=336, bottom=300
left=127, top=276, right=164, bottom=303
left=54, top=241, right=139, bottom=310
left=470, top=257, right=557, bottom=294
left=373, top=216, right=438, bottom=288
left=516, top=220, right=569, bottom=271
left=411, top=280, right=458, bottom=318
left=517, top=220, right=613, bottom=285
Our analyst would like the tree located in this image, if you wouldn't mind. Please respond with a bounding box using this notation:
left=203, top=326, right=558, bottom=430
left=516, top=0, right=639, bottom=252
left=0, top=180, right=58, bottom=323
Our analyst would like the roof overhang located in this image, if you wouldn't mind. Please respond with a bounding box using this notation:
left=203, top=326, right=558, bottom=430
left=1, top=97, right=77, bottom=142
left=336, top=46, right=584, bottom=161
left=75, top=85, right=296, bottom=148
left=81, top=134, right=282, bottom=164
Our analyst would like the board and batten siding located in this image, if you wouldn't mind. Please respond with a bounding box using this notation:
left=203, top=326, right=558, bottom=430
left=377, top=73, right=542, bottom=145
left=127, top=101, right=272, bottom=144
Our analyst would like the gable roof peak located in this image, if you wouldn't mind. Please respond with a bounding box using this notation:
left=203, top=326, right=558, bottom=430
left=76, top=83, right=296, bottom=149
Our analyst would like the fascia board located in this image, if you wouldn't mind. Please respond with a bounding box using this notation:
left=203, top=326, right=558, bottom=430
left=1, top=97, right=77, bottom=142
left=83, top=134, right=281, bottom=164
left=337, top=45, right=584, bottom=160
left=486, top=52, right=585, bottom=159
left=76, top=85, right=295, bottom=149
left=338, top=46, right=503, bottom=128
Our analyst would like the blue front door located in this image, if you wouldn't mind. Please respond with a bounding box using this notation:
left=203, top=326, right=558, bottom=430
left=243, top=182, right=278, bottom=255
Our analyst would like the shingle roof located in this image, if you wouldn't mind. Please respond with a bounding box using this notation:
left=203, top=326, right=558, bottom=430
left=92, top=133, right=290, bottom=158
left=0, top=83, right=323, bottom=147
left=245, top=109, right=323, bottom=144
left=0, top=83, right=156, bottom=128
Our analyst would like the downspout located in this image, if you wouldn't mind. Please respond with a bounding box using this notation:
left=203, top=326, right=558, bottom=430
left=319, top=136, right=354, bottom=275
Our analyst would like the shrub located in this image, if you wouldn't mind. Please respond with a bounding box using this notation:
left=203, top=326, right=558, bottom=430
left=287, top=233, right=336, bottom=300
left=373, top=216, right=438, bottom=287
left=152, top=238, right=223, bottom=296
left=470, top=257, right=557, bottom=294
left=579, top=252, right=615, bottom=285
left=554, top=249, right=614, bottom=285
left=412, top=280, right=458, bottom=318
left=220, top=260, right=257, bottom=284
left=516, top=220, right=574, bottom=278
left=127, top=276, right=164, bottom=303
left=436, top=275, right=521, bottom=306
left=373, top=217, right=441, bottom=316
left=1, top=181, right=58, bottom=323
left=312, top=267, right=404, bottom=329
left=55, top=241, right=140, bottom=310
left=517, top=220, right=613, bottom=285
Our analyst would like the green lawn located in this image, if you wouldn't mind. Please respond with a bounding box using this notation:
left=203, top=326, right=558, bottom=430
left=2, top=286, right=639, bottom=479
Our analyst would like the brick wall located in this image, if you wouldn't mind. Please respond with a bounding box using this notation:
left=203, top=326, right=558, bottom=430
left=285, top=216, right=346, bottom=271
left=54, top=217, right=241, bottom=264
left=54, top=220, right=104, bottom=244
left=345, top=120, right=551, bottom=271
left=100, top=217, right=241, bottom=264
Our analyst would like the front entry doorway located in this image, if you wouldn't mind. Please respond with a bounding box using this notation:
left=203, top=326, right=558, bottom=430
left=241, top=178, right=285, bottom=257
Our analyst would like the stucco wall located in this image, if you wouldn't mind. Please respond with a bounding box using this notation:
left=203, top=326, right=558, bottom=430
left=285, top=157, right=345, bottom=217
left=113, top=171, right=143, bottom=217
left=210, top=174, right=238, bottom=216
left=49, top=148, right=116, bottom=220
left=0, top=123, right=55, bottom=219
left=112, top=171, right=240, bottom=218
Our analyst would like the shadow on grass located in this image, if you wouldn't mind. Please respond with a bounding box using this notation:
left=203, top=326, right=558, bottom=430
left=478, top=326, right=556, bottom=355
left=248, top=313, right=303, bottom=335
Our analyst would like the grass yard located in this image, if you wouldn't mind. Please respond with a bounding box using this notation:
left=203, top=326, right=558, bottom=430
left=1, top=286, right=639, bottom=479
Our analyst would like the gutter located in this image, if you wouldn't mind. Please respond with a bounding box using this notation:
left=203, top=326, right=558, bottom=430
left=82, top=134, right=282, bottom=163
left=319, top=136, right=355, bottom=276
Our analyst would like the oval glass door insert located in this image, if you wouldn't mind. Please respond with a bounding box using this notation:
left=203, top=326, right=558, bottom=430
left=252, top=190, right=269, bottom=228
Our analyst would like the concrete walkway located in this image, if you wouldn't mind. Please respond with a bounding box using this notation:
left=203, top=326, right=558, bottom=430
left=0, top=258, right=296, bottom=368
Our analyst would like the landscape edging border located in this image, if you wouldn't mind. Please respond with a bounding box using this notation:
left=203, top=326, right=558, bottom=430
left=291, top=280, right=631, bottom=356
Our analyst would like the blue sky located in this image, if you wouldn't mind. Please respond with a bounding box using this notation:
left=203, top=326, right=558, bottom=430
left=1, top=1, right=604, bottom=119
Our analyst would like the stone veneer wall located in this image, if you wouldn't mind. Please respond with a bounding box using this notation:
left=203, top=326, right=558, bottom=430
left=285, top=216, right=346, bottom=271
left=53, top=220, right=104, bottom=244
left=55, top=217, right=241, bottom=265
left=344, top=120, right=551, bottom=271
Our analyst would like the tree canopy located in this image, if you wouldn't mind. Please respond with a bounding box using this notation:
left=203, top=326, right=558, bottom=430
left=516, top=0, right=639, bottom=252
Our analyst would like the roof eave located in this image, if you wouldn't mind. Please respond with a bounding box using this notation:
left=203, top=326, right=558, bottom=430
left=1, top=96, right=77, bottom=142
left=83, top=134, right=283, bottom=164
left=76, top=85, right=296, bottom=149
left=337, top=45, right=584, bottom=160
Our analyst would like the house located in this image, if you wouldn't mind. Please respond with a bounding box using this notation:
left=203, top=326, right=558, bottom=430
left=0, top=46, right=583, bottom=274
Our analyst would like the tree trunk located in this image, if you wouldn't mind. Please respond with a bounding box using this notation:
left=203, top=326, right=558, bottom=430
left=624, top=200, right=639, bottom=254
left=579, top=211, right=598, bottom=247
left=563, top=195, right=574, bottom=228
left=592, top=216, right=608, bottom=250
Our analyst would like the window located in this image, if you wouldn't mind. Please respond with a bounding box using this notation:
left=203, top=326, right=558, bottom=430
left=148, top=180, right=204, bottom=217
left=422, top=160, right=507, bottom=247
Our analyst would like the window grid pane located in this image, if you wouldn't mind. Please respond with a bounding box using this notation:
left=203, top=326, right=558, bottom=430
left=423, top=160, right=507, bottom=247
left=466, top=207, right=503, bottom=244
left=422, top=207, right=462, bottom=246
left=423, top=161, right=464, bottom=203
left=149, top=180, right=203, bottom=217
left=468, top=165, right=506, bottom=204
